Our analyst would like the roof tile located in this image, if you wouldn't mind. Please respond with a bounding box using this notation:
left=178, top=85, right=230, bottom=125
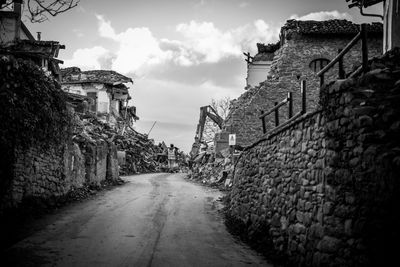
left=61, top=67, right=133, bottom=84
left=282, top=19, right=383, bottom=36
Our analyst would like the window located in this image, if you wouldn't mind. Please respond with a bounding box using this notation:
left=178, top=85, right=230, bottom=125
left=309, top=58, right=330, bottom=72
left=86, top=92, right=97, bottom=113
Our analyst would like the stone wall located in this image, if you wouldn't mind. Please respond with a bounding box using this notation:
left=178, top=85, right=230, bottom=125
left=2, top=139, right=119, bottom=210
left=63, top=142, right=86, bottom=189
left=225, top=53, right=400, bottom=266
left=224, top=34, right=382, bottom=147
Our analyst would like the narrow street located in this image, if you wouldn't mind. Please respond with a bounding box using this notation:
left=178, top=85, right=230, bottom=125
left=2, top=173, right=271, bottom=267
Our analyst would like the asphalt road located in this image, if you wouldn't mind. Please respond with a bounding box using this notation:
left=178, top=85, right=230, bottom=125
left=3, top=173, right=272, bottom=267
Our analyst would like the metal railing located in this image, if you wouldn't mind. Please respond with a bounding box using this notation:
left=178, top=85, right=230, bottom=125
left=317, top=23, right=369, bottom=87
left=259, top=80, right=307, bottom=134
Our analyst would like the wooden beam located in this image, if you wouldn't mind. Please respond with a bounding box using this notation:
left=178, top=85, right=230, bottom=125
left=260, top=110, right=266, bottom=134
left=301, top=80, right=306, bottom=114
left=361, top=23, right=369, bottom=73
left=274, top=102, right=279, bottom=127
left=288, top=92, right=293, bottom=119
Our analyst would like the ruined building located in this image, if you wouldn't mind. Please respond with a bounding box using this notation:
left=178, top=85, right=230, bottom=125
left=223, top=19, right=382, bottom=147
left=61, top=67, right=139, bottom=127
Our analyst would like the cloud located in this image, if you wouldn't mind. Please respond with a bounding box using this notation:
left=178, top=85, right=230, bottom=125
left=96, top=15, right=117, bottom=39
left=175, top=21, right=240, bottom=63
left=72, top=28, right=84, bottom=37
left=99, top=15, right=277, bottom=73
left=96, top=15, right=169, bottom=75
left=290, top=10, right=353, bottom=21
left=63, top=46, right=112, bottom=70
left=64, top=15, right=280, bottom=77
left=174, top=20, right=279, bottom=65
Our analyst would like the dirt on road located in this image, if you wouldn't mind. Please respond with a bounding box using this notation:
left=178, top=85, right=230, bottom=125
left=2, top=173, right=272, bottom=267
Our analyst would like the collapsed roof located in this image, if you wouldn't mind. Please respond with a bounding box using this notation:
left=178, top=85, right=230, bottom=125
left=61, top=67, right=133, bottom=85
left=253, top=42, right=280, bottom=61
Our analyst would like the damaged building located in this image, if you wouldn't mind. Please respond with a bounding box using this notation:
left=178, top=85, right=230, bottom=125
left=223, top=19, right=383, bottom=147
left=61, top=67, right=139, bottom=127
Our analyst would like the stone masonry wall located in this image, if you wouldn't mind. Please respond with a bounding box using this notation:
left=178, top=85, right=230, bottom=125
left=2, top=139, right=119, bottom=210
left=226, top=55, right=400, bottom=266
left=224, top=34, right=382, bottom=147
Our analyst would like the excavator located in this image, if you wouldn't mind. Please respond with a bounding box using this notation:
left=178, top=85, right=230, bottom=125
left=190, top=105, right=224, bottom=160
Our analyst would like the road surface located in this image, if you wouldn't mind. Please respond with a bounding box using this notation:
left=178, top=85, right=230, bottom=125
left=3, top=173, right=272, bottom=267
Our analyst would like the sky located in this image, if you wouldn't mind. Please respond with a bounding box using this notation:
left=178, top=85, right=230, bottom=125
left=23, top=0, right=382, bottom=152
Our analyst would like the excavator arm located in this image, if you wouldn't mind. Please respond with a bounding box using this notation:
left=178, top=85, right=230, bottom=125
left=190, top=105, right=223, bottom=159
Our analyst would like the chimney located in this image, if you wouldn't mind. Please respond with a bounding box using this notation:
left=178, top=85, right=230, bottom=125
left=37, top=32, right=41, bottom=41
left=14, top=0, right=23, bottom=40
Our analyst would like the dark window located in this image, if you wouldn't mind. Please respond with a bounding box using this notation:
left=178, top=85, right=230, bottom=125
left=86, top=92, right=97, bottom=113
left=309, top=58, right=330, bottom=72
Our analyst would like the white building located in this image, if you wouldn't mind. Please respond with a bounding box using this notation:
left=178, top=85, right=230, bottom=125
left=244, top=43, right=278, bottom=88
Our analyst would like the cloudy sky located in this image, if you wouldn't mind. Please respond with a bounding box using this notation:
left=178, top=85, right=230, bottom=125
left=24, top=0, right=381, bottom=152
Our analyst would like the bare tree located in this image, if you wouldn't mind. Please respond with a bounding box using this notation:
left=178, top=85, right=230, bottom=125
left=210, top=96, right=231, bottom=120
left=200, top=97, right=231, bottom=145
left=1, top=0, right=79, bottom=22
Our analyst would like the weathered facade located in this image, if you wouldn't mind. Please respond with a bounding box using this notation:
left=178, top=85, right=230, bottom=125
left=224, top=19, right=382, bottom=147
left=61, top=67, right=138, bottom=126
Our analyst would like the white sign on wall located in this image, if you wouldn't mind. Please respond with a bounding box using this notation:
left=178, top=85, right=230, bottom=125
left=229, top=134, right=236, bottom=146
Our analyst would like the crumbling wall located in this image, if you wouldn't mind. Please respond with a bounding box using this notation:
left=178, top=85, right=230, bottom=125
left=63, top=142, right=86, bottom=189
left=226, top=50, right=400, bottom=266
left=224, top=35, right=382, bottom=147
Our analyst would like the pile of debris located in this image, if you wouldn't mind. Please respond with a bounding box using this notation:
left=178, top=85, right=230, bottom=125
left=72, top=113, right=118, bottom=144
left=71, top=113, right=164, bottom=175
left=115, top=127, right=165, bottom=174
left=188, top=152, right=234, bottom=189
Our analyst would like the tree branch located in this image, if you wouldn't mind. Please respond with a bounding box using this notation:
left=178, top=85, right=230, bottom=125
left=0, top=0, right=80, bottom=23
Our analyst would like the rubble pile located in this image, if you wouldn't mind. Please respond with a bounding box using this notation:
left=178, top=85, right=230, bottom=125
left=115, top=128, right=165, bottom=174
left=188, top=153, right=234, bottom=189
left=72, top=113, right=118, bottom=144
left=71, top=113, right=164, bottom=175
